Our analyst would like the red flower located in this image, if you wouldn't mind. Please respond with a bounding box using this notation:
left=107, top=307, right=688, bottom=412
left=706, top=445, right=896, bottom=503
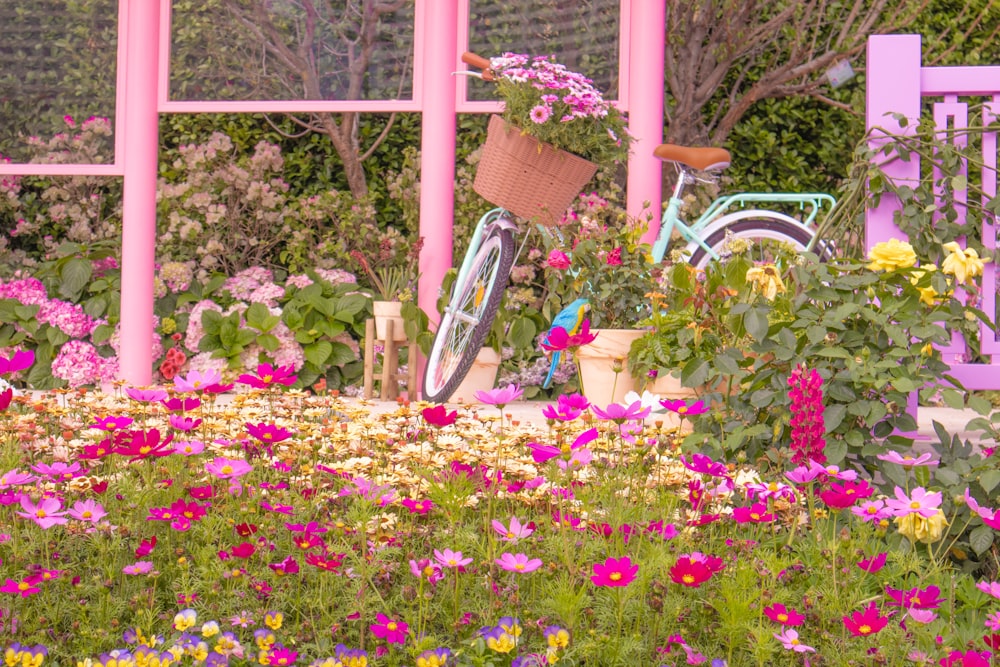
left=231, top=542, right=256, bottom=559
left=188, top=485, right=215, bottom=500
left=605, top=247, right=623, bottom=266
left=669, top=555, right=715, bottom=588
left=90, top=480, right=109, bottom=495
left=306, top=552, right=344, bottom=573
left=235, top=522, right=258, bottom=537
left=842, top=602, right=889, bottom=637
left=421, top=404, right=458, bottom=427
left=0, top=388, right=12, bottom=411
left=161, top=396, right=202, bottom=412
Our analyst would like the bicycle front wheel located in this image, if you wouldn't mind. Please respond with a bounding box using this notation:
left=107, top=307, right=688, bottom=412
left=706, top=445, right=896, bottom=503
left=422, top=228, right=516, bottom=403
left=687, top=217, right=820, bottom=270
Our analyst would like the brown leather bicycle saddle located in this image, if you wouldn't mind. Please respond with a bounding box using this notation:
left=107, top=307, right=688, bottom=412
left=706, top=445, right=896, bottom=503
left=653, top=144, right=731, bottom=171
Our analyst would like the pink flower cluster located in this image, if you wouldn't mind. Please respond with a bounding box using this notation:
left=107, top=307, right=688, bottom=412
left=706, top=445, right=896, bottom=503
left=788, top=364, right=825, bottom=464
left=51, top=340, right=117, bottom=388
left=490, top=53, right=615, bottom=123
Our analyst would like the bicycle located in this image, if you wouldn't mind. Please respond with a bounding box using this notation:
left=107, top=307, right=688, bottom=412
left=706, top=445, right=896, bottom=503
left=421, top=52, right=836, bottom=403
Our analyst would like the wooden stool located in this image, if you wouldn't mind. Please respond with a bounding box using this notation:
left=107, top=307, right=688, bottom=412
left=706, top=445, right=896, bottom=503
left=362, top=318, right=419, bottom=400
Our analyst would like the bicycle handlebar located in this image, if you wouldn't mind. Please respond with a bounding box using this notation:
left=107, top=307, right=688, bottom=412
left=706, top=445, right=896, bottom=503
left=461, top=51, right=495, bottom=81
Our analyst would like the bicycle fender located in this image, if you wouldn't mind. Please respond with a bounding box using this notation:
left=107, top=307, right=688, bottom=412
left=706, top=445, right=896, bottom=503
left=682, top=209, right=811, bottom=257
left=485, top=211, right=518, bottom=234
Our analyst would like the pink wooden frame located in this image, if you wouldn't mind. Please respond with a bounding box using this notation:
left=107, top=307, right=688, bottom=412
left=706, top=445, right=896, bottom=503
left=1, top=0, right=665, bottom=391
left=867, top=34, right=1000, bottom=391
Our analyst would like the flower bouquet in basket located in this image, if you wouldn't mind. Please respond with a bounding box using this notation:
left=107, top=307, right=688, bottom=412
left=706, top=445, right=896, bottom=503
left=475, top=53, right=632, bottom=225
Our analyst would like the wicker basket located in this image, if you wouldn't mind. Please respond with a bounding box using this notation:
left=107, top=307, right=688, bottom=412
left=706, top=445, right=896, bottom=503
left=474, top=115, right=598, bottom=226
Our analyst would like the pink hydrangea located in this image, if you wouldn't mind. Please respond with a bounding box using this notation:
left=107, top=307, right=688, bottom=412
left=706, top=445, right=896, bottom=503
left=51, top=340, right=116, bottom=388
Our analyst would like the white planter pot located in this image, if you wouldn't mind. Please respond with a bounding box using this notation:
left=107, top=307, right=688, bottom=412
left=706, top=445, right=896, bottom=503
left=574, top=329, right=645, bottom=408
left=451, top=347, right=502, bottom=404
left=373, top=300, right=407, bottom=342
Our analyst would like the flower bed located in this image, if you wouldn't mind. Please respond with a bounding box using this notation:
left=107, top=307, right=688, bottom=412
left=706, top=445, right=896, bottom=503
left=0, top=355, right=999, bottom=666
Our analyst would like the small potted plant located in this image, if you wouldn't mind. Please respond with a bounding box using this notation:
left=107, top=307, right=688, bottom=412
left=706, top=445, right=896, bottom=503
left=351, top=235, right=423, bottom=342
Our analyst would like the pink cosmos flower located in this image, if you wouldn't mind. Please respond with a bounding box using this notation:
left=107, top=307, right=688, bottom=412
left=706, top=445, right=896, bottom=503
left=68, top=499, right=107, bottom=523
left=906, top=608, right=938, bottom=624
left=409, top=558, right=443, bottom=584
left=816, top=479, right=874, bottom=509
left=807, top=459, right=858, bottom=481
left=784, top=464, right=824, bottom=485
left=169, top=414, right=202, bottom=432
left=884, top=486, right=943, bottom=518
left=495, top=552, right=542, bottom=574
left=174, top=368, right=224, bottom=393
left=491, top=517, right=535, bottom=542
left=557, top=448, right=592, bottom=471
left=590, top=556, right=638, bottom=587
left=590, top=400, right=650, bottom=422
left=29, top=461, right=84, bottom=482
left=886, top=584, right=943, bottom=609
left=16, top=496, right=69, bottom=529
left=0, top=469, right=37, bottom=489
left=851, top=499, right=892, bottom=523
left=433, top=549, right=473, bottom=569
left=977, top=581, right=1000, bottom=600
left=124, top=387, right=168, bottom=403
left=205, top=457, right=253, bottom=479
left=161, top=396, right=202, bottom=412
left=474, top=383, right=524, bottom=407
left=876, top=451, right=939, bottom=467
left=246, top=422, right=292, bottom=444
left=123, top=561, right=154, bottom=575
left=732, top=502, right=774, bottom=524
left=370, top=613, right=408, bottom=645
left=400, top=498, right=433, bottom=515
left=774, top=629, right=814, bottom=652
left=173, top=440, right=205, bottom=456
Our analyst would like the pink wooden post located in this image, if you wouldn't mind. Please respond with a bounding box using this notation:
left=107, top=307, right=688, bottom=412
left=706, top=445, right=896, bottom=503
left=417, top=1, right=458, bottom=327
left=864, top=34, right=922, bottom=250
left=624, top=0, right=665, bottom=240
left=118, top=0, right=161, bottom=385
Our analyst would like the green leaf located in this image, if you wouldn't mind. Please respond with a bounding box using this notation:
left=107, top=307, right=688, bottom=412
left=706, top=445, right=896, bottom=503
left=244, top=303, right=271, bottom=330
left=304, top=340, right=333, bottom=367
left=969, top=524, right=994, bottom=556
left=58, top=257, right=93, bottom=301
left=257, top=333, right=280, bottom=352
left=328, top=341, right=358, bottom=366
left=824, top=404, right=847, bottom=431
left=680, top=358, right=709, bottom=387
left=743, top=307, right=769, bottom=341
left=824, top=439, right=848, bottom=465
left=979, top=470, right=1000, bottom=495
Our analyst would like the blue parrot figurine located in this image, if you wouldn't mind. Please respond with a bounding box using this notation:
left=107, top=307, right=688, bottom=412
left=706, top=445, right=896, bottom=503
left=542, top=298, right=590, bottom=389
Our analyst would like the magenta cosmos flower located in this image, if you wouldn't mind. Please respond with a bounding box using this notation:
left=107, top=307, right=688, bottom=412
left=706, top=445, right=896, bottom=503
left=539, top=319, right=598, bottom=352
left=0, top=349, right=34, bottom=375
left=842, top=602, right=889, bottom=637
left=764, top=603, right=805, bottom=626
left=590, top=556, right=638, bottom=587
left=884, top=486, right=942, bottom=518
left=370, top=613, right=408, bottom=645
left=205, top=457, right=253, bottom=479
left=246, top=422, right=293, bottom=444
left=495, top=552, right=542, bottom=574
left=421, top=404, right=458, bottom=427
left=475, top=384, right=524, bottom=407
left=528, top=427, right=598, bottom=463
left=16, top=496, right=69, bottom=529
left=237, top=362, right=297, bottom=389
left=659, top=398, right=709, bottom=416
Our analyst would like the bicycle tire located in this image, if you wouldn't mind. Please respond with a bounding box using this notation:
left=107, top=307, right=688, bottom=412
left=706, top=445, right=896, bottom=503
left=422, top=227, right=516, bottom=403
left=688, top=217, right=820, bottom=270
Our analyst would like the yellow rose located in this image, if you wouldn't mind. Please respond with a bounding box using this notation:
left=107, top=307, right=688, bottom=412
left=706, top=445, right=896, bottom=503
left=867, top=238, right=917, bottom=271
left=941, top=241, right=987, bottom=285
left=909, top=265, right=941, bottom=306
left=895, top=509, right=948, bottom=544
left=746, top=264, right=786, bottom=300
